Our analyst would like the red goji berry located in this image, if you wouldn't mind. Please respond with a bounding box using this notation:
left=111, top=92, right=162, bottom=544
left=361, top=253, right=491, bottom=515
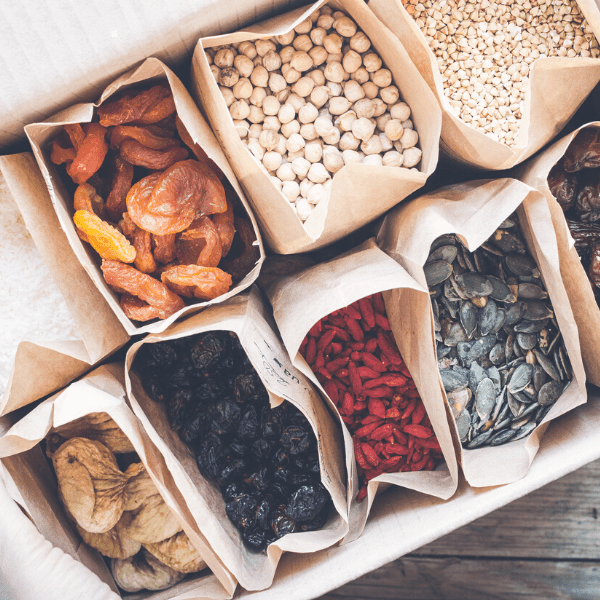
left=354, top=421, right=382, bottom=438
left=305, top=337, right=317, bottom=365
left=371, top=424, right=393, bottom=441
left=334, top=368, right=349, bottom=378
left=323, top=325, right=350, bottom=342
left=350, top=342, right=365, bottom=351
left=308, top=320, right=322, bottom=337
left=354, top=401, right=367, bottom=412
left=367, top=398, right=386, bottom=419
left=386, top=443, right=409, bottom=455
left=323, top=381, right=339, bottom=405
left=377, top=331, right=403, bottom=366
left=407, top=388, right=421, bottom=399
left=350, top=351, right=361, bottom=361
left=401, top=397, right=416, bottom=419
left=314, top=352, right=325, bottom=370
left=361, top=414, right=381, bottom=425
left=354, top=439, right=370, bottom=470
left=415, top=438, right=442, bottom=450
left=357, top=366, right=381, bottom=379
left=374, top=312, right=391, bottom=330
left=317, top=329, right=336, bottom=352
left=348, top=361, right=363, bottom=394
left=386, top=407, right=401, bottom=419
left=327, top=315, right=347, bottom=329
left=342, top=392, right=355, bottom=416
left=300, top=335, right=308, bottom=349
left=412, top=451, right=422, bottom=463
left=411, top=402, right=426, bottom=424
left=365, top=468, right=383, bottom=480
left=365, top=338, right=378, bottom=353
left=330, top=342, right=343, bottom=354
left=380, top=456, right=403, bottom=470
left=403, top=424, right=434, bottom=439
left=363, top=374, right=408, bottom=389
left=361, top=352, right=387, bottom=372
left=361, top=443, right=380, bottom=467
left=358, top=297, right=376, bottom=329
left=357, top=485, right=368, bottom=503
left=372, top=292, right=386, bottom=314
left=318, top=367, right=332, bottom=380
left=391, top=394, right=403, bottom=407
left=364, top=387, right=392, bottom=398
left=341, top=415, right=355, bottom=426
left=411, top=454, right=430, bottom=471
left=344, top=316, right=364, bottom=341
left=325, top=357, right=349, bottom=371
left=343, top=305, right=362, bottom=320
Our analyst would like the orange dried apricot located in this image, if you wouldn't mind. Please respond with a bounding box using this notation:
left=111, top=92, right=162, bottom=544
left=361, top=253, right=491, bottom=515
left=133, top=227, right=157, bottom=274
left=176, top=217, right=222, bottom=268
left=161, top=265, right=232, bottom=300
left=102, top=260, right=185, bottom=319
left=118, top=139, right=189, bottom=170
left=212, top=200, right=235, bottom=257
left=74, top=184, right=105, bottom=218
left=73, top=210, right=136, bottom=263
left=220, top=216, right=259, bottom=281
left=110, top=125, right=179, bottom=151
left=105, top=157, right=134, bottom=221
left=66, top=123, right=109, bottom=185
left=153, top=234, right=177, bottom=264
left=97, top=85, right=171, bottom=127
left=127, top=160, right=226, bottom=235
left=120, top=294, right=162, bottom=322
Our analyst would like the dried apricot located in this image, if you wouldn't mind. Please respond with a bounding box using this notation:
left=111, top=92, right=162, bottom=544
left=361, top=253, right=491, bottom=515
left=175, top=118, right=223, bottom=180
left=133, top=228, right=157, bottom=274
left=74, top=184, right=105, bottom=219
left=74, top=210, right=136, bottom=263
left=102, top=260, right=185, bottom=319
left=212, top=200, right=235, bottom=256
left=153, top=234, right=177, bottom=264
left=97, top=85, right=171, bottom=127
left=120, top=294, right=162, bottom=322
left=50, top=138, right=76, bottom=165
left=64, top=124, right=86, bottom=151
left=161, top=265, right=232, bottom=300
left=127, top=160, right=226, bottom=235
left=176, top=217, right=222, bottom=267
left=134, top=95, right=176, bottom=125
left=66, top=123, right=109, bottom=185
left=118, top=139, right=189, bottom=170
left=110, top=125, right=179, bottom=151
left=220, top=216, right=259, bottom=281
left=105, top=157, right=134, bottom=221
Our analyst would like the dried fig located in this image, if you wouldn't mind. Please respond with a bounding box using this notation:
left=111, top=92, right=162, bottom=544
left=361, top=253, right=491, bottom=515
left=53, top=438, right=130, bottom=533
left=144, top=531, right=207, bottom=574
left=111, top=548, right=185, bottom=592
left=121, top=470, right=182, bottom=543
left=76, top=512, right=141, bottom=559
left=51, top=413, right=135, bottom=455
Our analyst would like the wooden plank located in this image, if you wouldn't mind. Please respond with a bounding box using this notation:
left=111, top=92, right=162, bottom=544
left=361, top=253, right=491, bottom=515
left=411, top=459, right=600, bottom=560
left=318, top=556, right=600, bottom=600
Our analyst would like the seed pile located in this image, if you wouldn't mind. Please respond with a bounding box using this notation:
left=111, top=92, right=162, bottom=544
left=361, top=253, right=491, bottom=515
left=208, top=4, right=421, bottom=222
left=134, top=331, right=331, bottom=552
left=425, top=214, right=573, bottom=448
left=299, top=292, right=442, bottom=502
left=404, top=0, right=600, bottom=146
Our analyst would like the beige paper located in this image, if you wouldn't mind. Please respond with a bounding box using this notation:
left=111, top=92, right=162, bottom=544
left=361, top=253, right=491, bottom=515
left=124, top=287, right=348, bottom=591
left=369, top=0, right=600, bottom=170
left=266, top=238, right=459, bottom=542
left=377, top=178, right=587, bottom=487
left=191, top=0, right=441, bottom=254
left=517, top=121, right=600, bottom=388
left=25, top=57, right=265, bottom=337
left=0, top=363, right=236, bottom=599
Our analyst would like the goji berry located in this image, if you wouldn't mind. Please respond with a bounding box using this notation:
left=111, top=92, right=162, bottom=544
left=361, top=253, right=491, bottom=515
left=305, top=337, right=317, bottom=365
left=371, top=424, right=393, bottom=441
left=411, top=402, right=426, bottom=424
left=341, top=392, right=354, bottom=416
left=317, top=329, right=336, bottom=352
left=374, top=312, right=391, bottom=330
left=357, top=485, right=368, bottom=503
left=403, top=424, right=433, bottom=439
left=344, top=316, right=364, bottom=341
left=343, top=305, right=362, bottom=321
left=367, top=398, right=386, bottom=419
left=361, top=443, right=380, bottom=467
left=323, top=381, right=339, bottom=405
left=372, top=292, right=386, bottom=314
left=308, top=320, right=322, bottom=337
left=348, top=361, right=362, bottom=394
left=354, top=421, right=382, bottom=438
left=358, top=297, right=376, bottom=329
left=361, top=352, right=387, bottom=372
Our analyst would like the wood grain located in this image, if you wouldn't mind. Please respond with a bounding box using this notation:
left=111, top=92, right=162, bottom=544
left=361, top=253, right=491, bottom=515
left=318, top=459, right=600, bottom=600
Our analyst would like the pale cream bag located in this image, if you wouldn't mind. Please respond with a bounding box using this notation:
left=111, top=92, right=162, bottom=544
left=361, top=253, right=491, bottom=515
left=265, top=238, right=458, bottom=542
left=0, top=363, right=236, bottom=599
left=191, top=0, right=441, bottom=254
left=517, top=121, right=600, bottom=387
left=124, top=288, right=348, bottom=591
left=377, top=178, right=587, bottom=486
left=369, top=0, right=600, bottom=170
left=25, top=57, right=265, bottom=338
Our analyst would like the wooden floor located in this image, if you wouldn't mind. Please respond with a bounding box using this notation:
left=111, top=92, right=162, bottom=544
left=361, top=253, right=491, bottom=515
left=318, top=458, right=600, bottom=600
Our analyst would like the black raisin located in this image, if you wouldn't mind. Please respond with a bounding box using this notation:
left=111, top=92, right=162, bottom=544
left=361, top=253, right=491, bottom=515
left=225, top=493, right=260, bottom=529
left=285, top=484, right=330, bottom=522
left=242, top=527, right=268, bottom=551
left=251, top=438, right=274, bottom=461
left=211, top=399, right=241, bottom=434
left=236, top=405, right=260, bottom=440
left=261, top=405, right=287, bottom=439
left=190, top=332, right=229, bottom=371
left=243, top=466, right=272, bottom=492
left=298, top=502, right=330, bottom=532
left=167, top=388, right=194, bottom=431
left=280, top=425, right=311, bottom=455
left=217, top=457, right=248, bottom=487
left=270, top=507, right=297, bottom=539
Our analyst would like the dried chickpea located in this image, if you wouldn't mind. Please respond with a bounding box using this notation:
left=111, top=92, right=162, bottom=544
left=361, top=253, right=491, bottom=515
left=309, top=46, right=328, bottom=66
left=233, top=119, right=249, bottom=138
left=292, top=157, right=311, bottom=179
left=275, top=31, right=295, bottom=46
left=281, top=119, right=300, bottom=138
left=343, top=80, right=365, bottom=103
left=300, top=123, right=318, bottom=141
left=250, top=86, right=267, bottom=107
left=270, top=175, right=283, bottom=191
left=300, top=178, right=315, bottom=198
left=317, top=14, right=334, bottom=30
left=251, top=66, right=269, bottom=88
left=372, top=98, right=387, bottom=117
left=349, top=32, right=371, bottom=54
left=275, top=133, right=287, bottom=155
left=263, top=115, right=281, bottom=131
left=233, top=78, right=253, bottom=99
left=363, top=53, right=382, bottom=73
left=352, top=117, right=376, bottom=141
left=295, top=197, right=313, bottom=220
left=342, top=50, right=362, bottom=74
left=400, top=129, right=418, bottom=149
left=293, top=35, right=313, bottom=53
left=263, top=95, right=281, bottom=116
left=354, top=98, right=376, bottom=119
left=304, top=141, right=323, bottom=163
left=362, top=82, right=379, bottom=100
left=205, top=50, right=214, bottom=65
left=239, top=41, right=257, bottom=59
left=295, top=17, right=313, bottom=35
left=308, top=183, right=328, bottom=205
left=263, top=151, right=282, bottom=172
left=269, top=73, right=287, bottom=94
left=277, top=163, right=296, bottom=181
left=390, top=102, right=411, bottom=122
left=286, top=133, right=306, bottom=153
left=384, top=119, right=404, bottom=142
left=290, top=51, right=314, bottom=73
left=256, top=39, right=276, bottom=57
left=379, top=133, right=394, bottom=152
left=380, top=86, right=400, bottom=105
left=259, top=129, right=280, bottom=151
left=322, top=147, right=344, bottom=173
left=211, top=65, right=221, bottom=80
left=287, top=149, right=305, bottom=161
left=383, top=150, right=403, bottom=167
left=322, top=127, right=340, bottom=146
left=314, top=115, right=334, bottom=138
left=376, top=113, right=392, bottom=132
left=342, top=148, right=362, bottom=164
left=287, top=93, right=306, bottom=111
left=351, top=67, right=370, bottom=85
left=230, top=99, right=250, bottom=120
left=336, top=110, right=357, bottom=132
left=293, top=77, right=315, bottom=98
left=310, top=69, right=326, bottom=86
left=247, top=138, right=265, bottom=159
left=214, top=48, right=235, bottom=68
left=327, top=82, right=342, bottom=97
left=403, top=147, right=421, bottom=168
left=363, top=154, right=383, bottom=166
left=372, top=69, right=392, bottom=88
left=324, top=62, right=345, bottom=84
left=328, top=96, right=352, bottom=115
left=276, top=88, right=291, bottom=104
left=299, top=103, right=319, bottom=124
left=248, top=105, right=266, bottom=124
left=220, top=86, right=235, bottom=107
left=323, top=33, right=343, bottom=54
left=307, top=162, right=330, bottom=184
left=326, top=52, right=343, bottom=64
left=340, top=131, right=360, bottom=151
left=234, top=55, right=254, bottom=78
left=282, top=180, right=300, bottom=203
left=280, top=46, right=296, bottom=64
left=282, top=64, right=301, bottom=84
left=263, top=50, right=282, bottom=72
left=310, top=27, right=327, bottom=46
left=249, top=123, right=263, bottom=139
left=310, top=86, right=329, bottom=109
left=253, top=56, right=263, bottom=68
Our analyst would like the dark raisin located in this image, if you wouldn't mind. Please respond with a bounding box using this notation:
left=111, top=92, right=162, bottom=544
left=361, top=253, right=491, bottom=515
left=270, top=507, right=297, bottom=539
left=251, top=438, right=274, bottom=461
left=280, top=425, right=311, bottom=455
left=242, top=526, right=268, bottom=551
left=243, top=466, right=272, bottom=492
left=190, top=331, right=229, bottom=371
left=225, top=493, right=260, bottom=529
left=211, top=399, right=241, bottom=434
left=179, top=408, right=210, bottom=444
left=298, top=502, right=330, bottom=532
left=285, top=484, right=330, bottom=522
left=261, top=405, right=287, bottom=439
left=217, top=456, right=248, bottom=487
left=236, top=405, right=260, bottom=440
left=167, top=388, right=194, bottom=431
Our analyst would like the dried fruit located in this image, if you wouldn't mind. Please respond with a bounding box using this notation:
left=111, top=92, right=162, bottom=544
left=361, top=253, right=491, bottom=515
left=143, top=531, right=206, bottom=574
left=176, top=216, right=222, bottom=267
left=127, top=160, right=227, bottom=235
left=120, top=294, right=163, bottom=322
left=102, top=259, right=185, bottom=319
left=112, top=548, right=185, bottom=592
left=97, top=84, right=174, bottom=127
left=76, top=512, right=141, bottom=559
left=161, top=264, right=232, bottom=300
left=110, top=125, right=179, bottom=151
left=105, top=156, right=134, bottom=221
left=74, top=210, right=136, bottom=263
left=66, top=123, right=109, bottom=184
left=220, top=216, right=260, bottom=281
left=52, top=437, right=131, bottom=533
left=119, top=138, right=189, bottom=170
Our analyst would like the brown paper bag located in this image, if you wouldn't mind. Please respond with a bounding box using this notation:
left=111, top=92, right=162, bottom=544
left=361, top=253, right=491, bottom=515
left=124, top=287, right=348, bottom=591
left=0, top=363, right=236, bottom=599
left=25, top=57, right=265, bottom=338
left=517, top=121, right=600, bottom=388
left=191, top=0, right=441, bottom=254
left=369, top=0, right=600, bottom=170
left=377, top=178, right=587, bottom=487
left=265, top=238, right=459, bottom=542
